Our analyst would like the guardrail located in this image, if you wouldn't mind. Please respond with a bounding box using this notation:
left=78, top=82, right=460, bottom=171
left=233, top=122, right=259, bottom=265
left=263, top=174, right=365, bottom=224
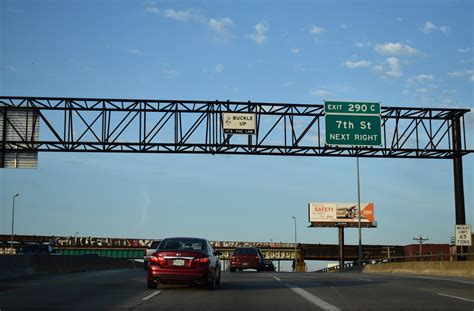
left=317, top=253, right=474, bottom=273
left=0, top=255, right=143, bottom=280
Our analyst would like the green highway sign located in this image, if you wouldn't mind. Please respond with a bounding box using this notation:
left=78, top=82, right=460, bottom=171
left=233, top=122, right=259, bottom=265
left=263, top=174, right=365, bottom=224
left=325, top=112, right=382, bottom=146
left=324, top=101, right=380, bottom=115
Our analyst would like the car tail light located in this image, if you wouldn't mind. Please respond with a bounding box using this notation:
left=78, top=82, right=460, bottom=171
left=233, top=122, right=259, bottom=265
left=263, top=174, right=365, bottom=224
left=193, top=257, right=210, bottom=264
left=150, top=255, right=166, bottom=265
left=255, top=256, right=260, bottom=259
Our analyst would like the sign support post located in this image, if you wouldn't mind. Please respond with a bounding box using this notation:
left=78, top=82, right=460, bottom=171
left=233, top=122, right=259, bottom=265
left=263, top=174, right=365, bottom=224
left=452, top=117, right=468, bottom=260
left=357, top=157, right=362, bottom=264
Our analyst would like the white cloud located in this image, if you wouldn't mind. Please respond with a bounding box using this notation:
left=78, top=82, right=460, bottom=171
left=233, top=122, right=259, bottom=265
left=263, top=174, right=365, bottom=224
left=247, top=20, right=269, bottom=45
left=146, top=4, right=160, bottom=14
left=310, top=25, right=325, bottom=35
left=386, top=57, right=402, bottom=77
left=291, top=48, right=300, bottom=54
left=448, top=69, right=474, bottom=82
left=461, top=58, right=474, bottom=64
left=311, top=89, right=330, bottom=97
left=355, top=42, right=371, bottom=48
left=421, top=21, right=449, bottom=34
left=127, top=49, right=143, bottom=55
left=439, top=26, right=449, bottom=33
left=151, top=7, right=233, bottom=41
left=442, top=90, right=457, bottom=95
left=344, top=60, right=372, bottom=69
left=396, top=17, right=404, bottom=22
left=340, top=24, right=348, bottom=30
left=215, top=64, right=224, bottom=73
left=374, top=42, right=419, bottom=56
left=458, top=48, right=471, bottom=53
left=407, top=74, right=434, bottom=86
left=162, top=9, right=200, bottom=22
left=163, top=69, right=178, bottom=76
left=421, top=21, right=437, bottom=33
left=6, top=65, right=17, bottom=72
left=294, top=64, right=312, bottom=72
left=82, top=65, right=94, bottom=72
left=373, top=57, right=403, bottom=78
left=208, top=18, right=234, bottom=40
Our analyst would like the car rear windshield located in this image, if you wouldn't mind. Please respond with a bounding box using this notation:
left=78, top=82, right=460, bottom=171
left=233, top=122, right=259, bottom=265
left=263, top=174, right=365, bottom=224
left=233, top=248, right=258, bottom=255
left=158, top=239, right=206, bottom=251
left=150, top=241, right=161, bottom=249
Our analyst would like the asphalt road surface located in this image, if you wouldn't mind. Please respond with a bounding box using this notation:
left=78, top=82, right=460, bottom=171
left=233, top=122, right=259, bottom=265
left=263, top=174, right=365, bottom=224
left=0, top=269, right=473, bottom=310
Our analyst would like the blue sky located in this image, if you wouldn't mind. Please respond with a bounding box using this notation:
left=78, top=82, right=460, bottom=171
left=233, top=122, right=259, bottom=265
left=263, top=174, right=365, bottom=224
left=1, top=0, right=473, bottom=264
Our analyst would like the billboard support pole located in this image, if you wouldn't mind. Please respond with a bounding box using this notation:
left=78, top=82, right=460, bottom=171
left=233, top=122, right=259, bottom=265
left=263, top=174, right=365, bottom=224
left=357, top=157, right=362, bottom=264
left=338, top=225, right=345, bottom=269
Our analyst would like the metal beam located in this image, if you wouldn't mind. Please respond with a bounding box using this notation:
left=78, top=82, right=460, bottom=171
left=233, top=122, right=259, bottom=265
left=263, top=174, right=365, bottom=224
left=0, top=96, right=472, bottom=159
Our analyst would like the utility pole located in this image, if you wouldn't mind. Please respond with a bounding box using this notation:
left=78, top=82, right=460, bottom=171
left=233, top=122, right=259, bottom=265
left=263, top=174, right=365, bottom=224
left=413, top=236, right=429, bottom=256
left=382, top=247, right=395, bottom=260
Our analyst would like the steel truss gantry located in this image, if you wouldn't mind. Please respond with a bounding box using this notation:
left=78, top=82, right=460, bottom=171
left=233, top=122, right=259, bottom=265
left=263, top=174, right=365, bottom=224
left=0, top=96, right=471, bottom=159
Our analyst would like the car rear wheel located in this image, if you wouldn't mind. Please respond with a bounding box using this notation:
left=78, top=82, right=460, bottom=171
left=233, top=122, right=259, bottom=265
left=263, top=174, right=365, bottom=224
left=216, top=269, right=221, bottom=285
left=230, top=267, right=236, bottom=272
left=207, top=273, right=217, bottom=290
left=147, top=279, right=158, bottom=289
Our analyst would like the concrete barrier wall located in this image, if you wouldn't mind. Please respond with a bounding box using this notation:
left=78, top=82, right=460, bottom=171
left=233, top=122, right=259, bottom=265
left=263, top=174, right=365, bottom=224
left=362, top=261, right=474, bottom=278
left=0, top=255, right=142, bottom=280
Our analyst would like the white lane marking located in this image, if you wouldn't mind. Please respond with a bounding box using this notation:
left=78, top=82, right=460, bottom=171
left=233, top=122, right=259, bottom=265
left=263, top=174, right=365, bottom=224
left=357, top=277, right=373, bottom=282
left=396, top=274, right=474, bottom=285
left=438, top=293, right=474, bottom=302
left=142, top=291, right=161, bottom=301
left=286, top=284, right=341, bottom=311
left=272, top=276, right=281, bottom=282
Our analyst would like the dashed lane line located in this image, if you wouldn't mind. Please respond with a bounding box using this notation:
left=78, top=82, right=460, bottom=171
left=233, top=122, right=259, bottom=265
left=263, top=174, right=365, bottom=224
left=438, top=293, right=474, bottom=303
left=272, top=276, right=282, bottom=282
left=286, top=284, right=341, bottom=311
left=142, top=291, right=162, bottom=301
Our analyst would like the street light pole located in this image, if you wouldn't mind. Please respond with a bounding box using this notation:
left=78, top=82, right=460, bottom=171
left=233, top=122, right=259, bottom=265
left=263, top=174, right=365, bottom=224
left=11, top=193, right=19, bottom=254
left=292, top=216, right=297, bottom=271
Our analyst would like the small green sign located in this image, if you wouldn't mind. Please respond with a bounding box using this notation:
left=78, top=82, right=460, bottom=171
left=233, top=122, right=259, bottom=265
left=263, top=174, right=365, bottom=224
left=324, top=101, right=380, bottom=115
left=325, top=114, right=381, bottom=146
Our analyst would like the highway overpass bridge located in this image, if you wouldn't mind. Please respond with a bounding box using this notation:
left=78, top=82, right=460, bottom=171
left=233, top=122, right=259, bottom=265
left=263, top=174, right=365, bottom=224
left=0, top=234, right=404, bottom=262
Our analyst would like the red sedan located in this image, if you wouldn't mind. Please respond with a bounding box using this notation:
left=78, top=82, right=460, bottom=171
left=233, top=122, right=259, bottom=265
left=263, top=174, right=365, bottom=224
left=230, top=247, right=265, bottom=272
left=147, top=237, right=221, bottom=290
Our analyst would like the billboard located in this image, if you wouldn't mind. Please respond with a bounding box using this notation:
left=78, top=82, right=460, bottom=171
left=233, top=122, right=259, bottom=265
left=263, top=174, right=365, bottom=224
left=308, top=202, right=375, bottom=224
